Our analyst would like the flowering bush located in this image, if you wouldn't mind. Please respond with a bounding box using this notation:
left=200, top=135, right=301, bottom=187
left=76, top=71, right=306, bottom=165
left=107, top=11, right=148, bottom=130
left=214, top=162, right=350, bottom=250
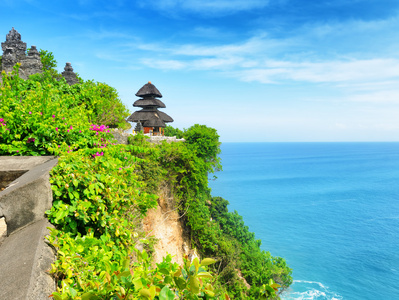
left=0, top=66, right=120, bottom=156
left=90, top=124, right=110, bottom=132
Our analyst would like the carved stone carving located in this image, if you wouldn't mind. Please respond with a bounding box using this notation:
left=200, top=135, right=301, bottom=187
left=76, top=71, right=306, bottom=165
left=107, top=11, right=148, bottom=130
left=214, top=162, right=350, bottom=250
left=1, top=28, right=78, bottom=84
left=6, top=27, right=21, bottom=41
left=61, top=62, right=79, bottom=85
left=21, top=45, right=43, bottom=78
left=1, top=27, right=27, bottom=61
left=2, top=48, right=16, bottom=73
left=27, top=45, right=40, bottom=58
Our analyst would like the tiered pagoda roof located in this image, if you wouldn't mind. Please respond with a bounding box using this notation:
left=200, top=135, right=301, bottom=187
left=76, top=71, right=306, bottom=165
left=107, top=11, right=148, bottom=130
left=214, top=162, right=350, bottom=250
left=127, top=82, right=173, bottom=128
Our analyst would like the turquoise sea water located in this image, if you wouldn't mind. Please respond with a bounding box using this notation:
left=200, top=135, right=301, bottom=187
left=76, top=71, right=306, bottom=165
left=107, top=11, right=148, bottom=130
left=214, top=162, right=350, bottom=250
left=208, top=142, right=399, bottom=300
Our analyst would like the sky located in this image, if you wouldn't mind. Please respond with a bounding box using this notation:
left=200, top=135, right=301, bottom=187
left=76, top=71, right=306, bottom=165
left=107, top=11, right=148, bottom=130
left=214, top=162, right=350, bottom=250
left=1, top=0, right=399, bottom=142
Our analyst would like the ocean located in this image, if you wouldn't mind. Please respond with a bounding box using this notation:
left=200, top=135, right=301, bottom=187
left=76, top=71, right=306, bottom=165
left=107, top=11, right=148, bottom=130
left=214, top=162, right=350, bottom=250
left=208, top=142, right=399, bottom=300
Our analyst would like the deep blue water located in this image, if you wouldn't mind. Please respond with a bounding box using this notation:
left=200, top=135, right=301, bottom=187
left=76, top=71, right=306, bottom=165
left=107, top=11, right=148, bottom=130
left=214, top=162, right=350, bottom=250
left=208, top=142, right=399, bottom=300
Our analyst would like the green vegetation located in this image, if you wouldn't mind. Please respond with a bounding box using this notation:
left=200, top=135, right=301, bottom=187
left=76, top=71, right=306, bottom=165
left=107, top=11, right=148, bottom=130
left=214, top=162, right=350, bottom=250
left=0, top=54, right=292, bottom=299
left=134, top=126, right=292, bottom=298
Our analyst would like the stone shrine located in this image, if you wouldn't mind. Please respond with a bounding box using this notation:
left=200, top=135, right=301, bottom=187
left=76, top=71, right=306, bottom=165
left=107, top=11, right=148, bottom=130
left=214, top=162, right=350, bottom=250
left=0, top=28, right=78, bottom=85
left=61, top=62, right=79, bottom=85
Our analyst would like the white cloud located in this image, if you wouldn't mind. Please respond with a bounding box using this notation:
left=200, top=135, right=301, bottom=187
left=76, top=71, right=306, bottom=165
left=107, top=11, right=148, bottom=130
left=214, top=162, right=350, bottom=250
left=243, top=59, right=399, bottom=84
left=88, top=16, right=399, bottom=97
left=138, top=0, right=270, bottom=16
left=141, top=58, right=186, bottom=70
left=139, top=47, right=399, bottom=87
left=347, top=89, right=399, bottom=104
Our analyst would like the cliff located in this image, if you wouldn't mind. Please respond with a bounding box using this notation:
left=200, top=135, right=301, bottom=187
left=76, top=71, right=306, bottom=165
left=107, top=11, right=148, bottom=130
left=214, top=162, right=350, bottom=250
left=143, top=182, right=194, bottom=266
left=0, top=43, right=292, bottom=299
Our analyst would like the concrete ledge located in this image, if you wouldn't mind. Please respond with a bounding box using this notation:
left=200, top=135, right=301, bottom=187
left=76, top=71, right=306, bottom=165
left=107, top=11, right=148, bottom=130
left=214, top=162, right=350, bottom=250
left=0, top=156, right=58, bottom=298
left=0, top=157, right=58, bottom=234
left=0, top=218, right=55, bottom=299
left=0, top=156, right=55, bottom=171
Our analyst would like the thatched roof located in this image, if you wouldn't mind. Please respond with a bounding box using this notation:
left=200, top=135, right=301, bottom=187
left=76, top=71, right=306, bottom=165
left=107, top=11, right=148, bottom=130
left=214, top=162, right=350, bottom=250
left=157, top=111, right=173, bottom=122
left=135, top=82, right=162, bottom=98
left=133, top=98, right=166, bottom=108
left=127, top=108, right=173, bottom=127
left=142, top=118, right=166, bottom=127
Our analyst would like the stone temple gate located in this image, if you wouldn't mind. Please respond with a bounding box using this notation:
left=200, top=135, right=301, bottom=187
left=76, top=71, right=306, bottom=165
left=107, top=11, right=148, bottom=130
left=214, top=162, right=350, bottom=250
left=0, top=27, right=78, bottom=85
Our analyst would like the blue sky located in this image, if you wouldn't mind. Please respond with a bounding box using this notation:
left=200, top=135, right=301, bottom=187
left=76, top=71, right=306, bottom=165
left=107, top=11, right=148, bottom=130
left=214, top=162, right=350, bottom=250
left=1, top=0, right=399, bottom=142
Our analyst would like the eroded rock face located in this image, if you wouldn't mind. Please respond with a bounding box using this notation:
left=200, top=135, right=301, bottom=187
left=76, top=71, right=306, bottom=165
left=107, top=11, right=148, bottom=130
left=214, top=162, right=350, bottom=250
left=142, top=183, right=195, bottom=266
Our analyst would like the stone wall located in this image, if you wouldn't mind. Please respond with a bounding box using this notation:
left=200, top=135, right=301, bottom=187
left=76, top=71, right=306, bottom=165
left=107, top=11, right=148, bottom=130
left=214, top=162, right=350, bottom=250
left=111, top=129, right=185, bottom=145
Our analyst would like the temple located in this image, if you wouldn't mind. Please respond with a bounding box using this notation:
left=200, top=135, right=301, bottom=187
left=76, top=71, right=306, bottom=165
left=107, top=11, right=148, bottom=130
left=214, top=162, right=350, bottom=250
left=0, top=28, right=78, bottom=85
left=127, top=82, right=174, bottom=135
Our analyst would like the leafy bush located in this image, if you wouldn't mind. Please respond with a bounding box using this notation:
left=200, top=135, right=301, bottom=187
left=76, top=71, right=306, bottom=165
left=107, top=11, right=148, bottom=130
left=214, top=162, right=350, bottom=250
left=164, top=125, right=184, bottom=138
left=39, top=49, right=58, bottom=72
left=0, top=64, right=130, bottom=156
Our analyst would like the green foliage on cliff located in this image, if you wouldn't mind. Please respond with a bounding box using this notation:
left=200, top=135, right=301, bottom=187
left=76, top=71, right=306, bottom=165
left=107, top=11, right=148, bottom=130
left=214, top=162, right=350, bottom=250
left=131, top=126, right=292, bottom=298
left=164, top=125, right=183, bottom=138
left=0, top=61, right=292, bottom=299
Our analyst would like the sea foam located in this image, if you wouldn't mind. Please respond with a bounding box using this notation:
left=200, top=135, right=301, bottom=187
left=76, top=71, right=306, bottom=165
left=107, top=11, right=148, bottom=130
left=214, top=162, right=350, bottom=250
left=281, top=280, right=343, bottom=300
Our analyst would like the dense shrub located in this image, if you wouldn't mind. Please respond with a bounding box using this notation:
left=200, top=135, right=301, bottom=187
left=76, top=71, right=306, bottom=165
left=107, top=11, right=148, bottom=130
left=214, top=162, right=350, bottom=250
left=0, top=64, right=130, bottom=156
left=164, top=125, right=184, bottom=138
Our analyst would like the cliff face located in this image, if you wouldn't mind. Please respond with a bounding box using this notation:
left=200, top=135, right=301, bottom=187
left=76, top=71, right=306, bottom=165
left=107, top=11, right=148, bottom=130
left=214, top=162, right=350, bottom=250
left=143, top=183, right=194, bottom=265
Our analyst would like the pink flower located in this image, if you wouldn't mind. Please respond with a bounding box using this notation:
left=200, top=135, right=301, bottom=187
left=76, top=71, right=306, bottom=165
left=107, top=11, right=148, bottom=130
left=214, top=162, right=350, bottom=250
left=67, top=129, right=70, bottom=132
left=92, top=151, right=104, bottom=158
left=52, top=115, right=55, bottom=118
left=16, top=150, right=19, bottom=153
left=29, top=111, right=32, bottom=114
left=55, top=127, right=58, bottom=132
left=79, top=130, right=81, bottom=133
left=27, top=137, right=35, bottom=143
